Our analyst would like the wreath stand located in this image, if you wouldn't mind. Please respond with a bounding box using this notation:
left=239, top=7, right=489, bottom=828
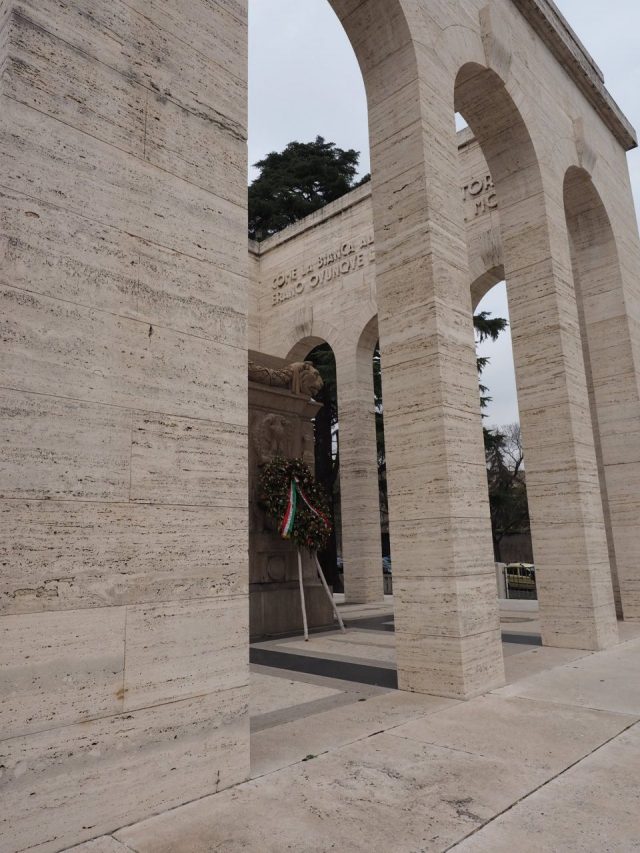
left=258, top=457, right=346, bottom=642
left=296, top=549, right=346, bottom=641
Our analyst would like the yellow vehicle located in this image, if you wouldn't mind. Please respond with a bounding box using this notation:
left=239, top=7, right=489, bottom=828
left=505, top=563, right=536, bottom=593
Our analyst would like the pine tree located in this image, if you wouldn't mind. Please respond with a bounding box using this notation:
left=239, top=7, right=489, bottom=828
left=249, top=137, right=362, bottom=240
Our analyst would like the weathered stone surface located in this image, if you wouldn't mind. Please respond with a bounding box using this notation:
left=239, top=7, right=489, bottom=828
left=495, top=634, right=640, bottom=715
left=0, top=97, right=246, bottom=270
left=123, top=596, right=248, bottom=711
left=4, top=11, right=147, bottom=156
left=66, top=838, right=130, bottom=853
left=1, top=606, right=126, bottom=738
left=0, top=285, right=246, bottom=424
left=391, top=693, right=636, bottom=772
left=3, top=0, right=640, bottom=848
left=96, top=636, right=640, bottom=853
left=0, top=390, right=131, bottom=502
left=1, top=4, right=249, bottom=850
left=12, top=0, right=247, bottom=131
left=117, top=730, right=540, bottom=853
left=250, top=672, right=342, bottom=718
left=0, top=687, right=249, bottom=853
left=452, top=724, right=640, bottom=853
left=0, top=501, right=247, bottom=615
left=130, top=414, right=247, bottom=506
left=0, top=186, right=247, bottom=348
left=250, top=690, right=457, bottom=778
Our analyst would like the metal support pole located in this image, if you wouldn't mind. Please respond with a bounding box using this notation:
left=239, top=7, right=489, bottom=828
left=314, top=552, right=346, bottom=633
left=297, top=549, right=309, bottom=641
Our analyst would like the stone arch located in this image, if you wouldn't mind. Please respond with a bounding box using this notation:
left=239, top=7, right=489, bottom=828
left=286, top=336, right=330, bottom=363
left=355, top=312, right=379, bottom=375
left=564, top=166, right=640, bottom=620
left=268, top=0, right=421, bottom=617
left=282, top=316, right=342, bottom=363
left=455, top=62, right=618, bottom=650
left=327, top=0, right=416, bottom=96
left=455, top=63, right=545, bottom=231
left=324, top=10, right=510, bottom=696
left=470, top=265, right=506, bottom=312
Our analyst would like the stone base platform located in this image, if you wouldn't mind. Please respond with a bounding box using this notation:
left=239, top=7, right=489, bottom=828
left=66, top=610, right=640, bottom=853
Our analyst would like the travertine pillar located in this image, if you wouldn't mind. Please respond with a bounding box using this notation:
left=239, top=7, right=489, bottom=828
left=457, top=64, right=618, bottom=653
left=506, top=243, right=618, bottom=650
left=335, top=335, right=385, bottom=604
left=565, top=167, right=640, bottom=621
left=1, top=2, right=249, bottom=849
left=338, top=4, right=505, bottom=699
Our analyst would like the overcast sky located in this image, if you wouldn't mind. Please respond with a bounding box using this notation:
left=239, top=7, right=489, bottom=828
left=249, top=1, right=640, bottom=428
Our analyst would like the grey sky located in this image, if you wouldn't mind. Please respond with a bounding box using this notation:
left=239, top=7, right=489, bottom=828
left=249, top=0, right=640, bottom=428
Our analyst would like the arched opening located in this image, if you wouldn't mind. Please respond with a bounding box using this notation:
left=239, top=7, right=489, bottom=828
left=373, top=339, right=392, bottom=591
left=285, top=319, right=391, bottom=605
left=304, top=340, right=342, bottom=593
left=456, top=63, right=618, bottom=650
left=474, top=276, right=535, bottom=596
left=247, top=0, right=408, bottom=709
left=564, top=166, right=640, bottom=620
left=286, top=336, right=331, bottom=364
left=249, top=1, right=371, bottom=188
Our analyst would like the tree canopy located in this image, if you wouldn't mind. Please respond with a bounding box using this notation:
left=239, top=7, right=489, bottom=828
left=248, top=136, right=367, bottom=240
left=475, top=311, right=509, bottom=413
left=485, top=423, right=530, bottom=561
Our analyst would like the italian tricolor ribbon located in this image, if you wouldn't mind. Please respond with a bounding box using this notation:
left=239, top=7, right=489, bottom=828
left=279, top=479, right=298, bottom=539
left=279, top=477, right=331, bottom=540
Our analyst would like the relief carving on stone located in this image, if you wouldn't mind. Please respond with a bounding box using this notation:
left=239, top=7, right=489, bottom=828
left=252, top=412, right=293, bottom=464
left=248, top=360, right=323, bottom=398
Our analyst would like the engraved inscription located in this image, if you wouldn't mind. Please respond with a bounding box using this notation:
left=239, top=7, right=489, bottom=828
left=271, top=232, right=375, bottom=305
left=463, top=174, right=498, bottom=220
left=269, top=175, right=498, bottom=308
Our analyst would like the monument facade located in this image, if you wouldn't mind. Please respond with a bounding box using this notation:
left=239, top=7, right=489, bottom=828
left=250, top=129, right=504, bottom=608
left=2, top=1, right=640, bottom=849
left=248, top=352, right=334, bottom=639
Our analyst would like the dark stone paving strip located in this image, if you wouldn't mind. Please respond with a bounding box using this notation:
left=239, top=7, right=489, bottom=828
left=346, top=615, right=543, bottom=648
left=250, top=647, right=399, bottom=689
left=250, top=691, right=367, bottom=733
left=501, top=632, right=543, bottom=646
left=252, top=640, right=396, bottom=671
left=344, top=615, right=395, bottom=632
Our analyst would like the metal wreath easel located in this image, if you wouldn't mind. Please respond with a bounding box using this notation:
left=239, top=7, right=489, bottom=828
left=296, top=549, right=346, bottom=641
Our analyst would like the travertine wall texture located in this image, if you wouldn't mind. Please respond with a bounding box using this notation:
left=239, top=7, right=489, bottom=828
left=1, top=2, right=250, bottom=851
left=2, top=0, right=640, bottom=849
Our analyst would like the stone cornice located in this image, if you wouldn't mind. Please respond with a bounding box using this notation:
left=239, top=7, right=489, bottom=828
left=512, top=0, right=637, bottom=150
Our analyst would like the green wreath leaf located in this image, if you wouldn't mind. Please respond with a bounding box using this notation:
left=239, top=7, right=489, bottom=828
left=258, top=456, right=333, bottom=552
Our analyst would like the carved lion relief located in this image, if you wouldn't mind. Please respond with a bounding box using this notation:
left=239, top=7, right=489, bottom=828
left=253, top=412, right=293, bottom=464
left=248, top=360, right=323, bottom=399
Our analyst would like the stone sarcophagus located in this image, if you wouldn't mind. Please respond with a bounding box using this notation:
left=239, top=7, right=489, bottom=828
left=249, top=351, right=334, bottom=640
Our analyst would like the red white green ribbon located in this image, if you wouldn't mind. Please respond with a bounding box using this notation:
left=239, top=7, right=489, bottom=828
left=294, top=478, right=331, bottom=531
left=279, top=479, right=298, bottom=539
left=279, top=477, right=330, bottom=540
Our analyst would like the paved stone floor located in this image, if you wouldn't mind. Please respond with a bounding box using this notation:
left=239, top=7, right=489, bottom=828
left=69, top=601, right=640, bottom=852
